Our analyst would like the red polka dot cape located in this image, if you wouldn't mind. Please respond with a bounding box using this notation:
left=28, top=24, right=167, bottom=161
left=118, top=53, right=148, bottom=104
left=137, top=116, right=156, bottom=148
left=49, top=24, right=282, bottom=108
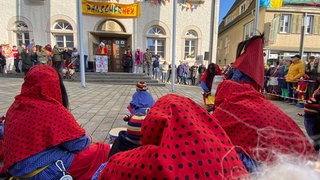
left=99, top=94, right=250, bottom=179
left=213, top=80, right=317, bottom=163
left=3, top=65, right=85, bottom=171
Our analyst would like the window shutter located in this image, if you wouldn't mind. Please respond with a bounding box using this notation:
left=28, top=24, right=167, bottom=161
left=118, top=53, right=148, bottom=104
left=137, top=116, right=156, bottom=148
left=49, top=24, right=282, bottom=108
left=313, top=15, right=320, bottom=34
left=291, top=14, right=302, bottom=34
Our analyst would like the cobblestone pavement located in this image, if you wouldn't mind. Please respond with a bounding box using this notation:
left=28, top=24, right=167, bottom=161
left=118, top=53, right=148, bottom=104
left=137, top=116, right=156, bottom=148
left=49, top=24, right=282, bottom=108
left=0, top=78, right=307, bottom=143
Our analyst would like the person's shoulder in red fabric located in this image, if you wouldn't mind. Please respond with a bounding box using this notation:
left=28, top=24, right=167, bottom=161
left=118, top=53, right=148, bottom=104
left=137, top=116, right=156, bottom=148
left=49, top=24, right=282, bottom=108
left=213, top=80, right=317, bottom=164
left=98, top=94, right=250, bottom=179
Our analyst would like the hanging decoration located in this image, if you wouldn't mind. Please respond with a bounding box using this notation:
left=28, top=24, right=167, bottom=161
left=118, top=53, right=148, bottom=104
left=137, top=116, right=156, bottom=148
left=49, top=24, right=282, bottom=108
left=180, top=0, right=205, bottom=10
left=145, top=0, right=170, bottom=5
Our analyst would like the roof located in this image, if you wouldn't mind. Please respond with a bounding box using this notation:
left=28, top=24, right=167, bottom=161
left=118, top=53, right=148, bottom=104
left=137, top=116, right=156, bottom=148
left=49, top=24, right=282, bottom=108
left=219, top=0, right=256, bottom=35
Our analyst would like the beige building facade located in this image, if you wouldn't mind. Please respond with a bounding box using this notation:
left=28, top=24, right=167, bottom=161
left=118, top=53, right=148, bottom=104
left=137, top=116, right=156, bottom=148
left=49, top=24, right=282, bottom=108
left=0, top=0, right=212, bottom=72
left=217, top=0, right=320, bottom=67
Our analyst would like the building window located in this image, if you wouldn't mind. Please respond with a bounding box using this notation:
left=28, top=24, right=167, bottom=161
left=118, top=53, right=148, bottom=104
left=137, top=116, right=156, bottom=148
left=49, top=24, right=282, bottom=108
left=147, top=26, right=166, bottom=58
left=240, top=3, right=246, bottom=14
left=225, top=36, right=230, bottom=55
left=280, top=14, right=291, bottom=33
left=225, top=16, right=231, bottom=25
left=244, top=21, right=254, bottom=39
left=53, top=20, right=74, bottom=48
left=306, top=15, right=314, bottom=34
left=15, top=21, right=30, bottom=45
left=184, top=30, right=198, bottom=59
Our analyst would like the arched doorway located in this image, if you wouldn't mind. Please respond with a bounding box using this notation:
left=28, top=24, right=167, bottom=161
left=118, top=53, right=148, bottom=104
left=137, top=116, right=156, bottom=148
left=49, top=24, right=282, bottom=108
left=92, top=19, right=131, bottom=72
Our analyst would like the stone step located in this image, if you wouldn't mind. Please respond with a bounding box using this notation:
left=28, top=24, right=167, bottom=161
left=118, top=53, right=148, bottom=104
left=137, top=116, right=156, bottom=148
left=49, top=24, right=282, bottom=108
left=0, top=72, right=165, bottom=86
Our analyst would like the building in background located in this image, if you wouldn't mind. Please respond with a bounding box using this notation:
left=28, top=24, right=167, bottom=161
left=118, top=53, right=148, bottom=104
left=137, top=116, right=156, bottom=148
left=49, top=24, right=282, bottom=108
left=217, top=0, right=320, bottom=66
left=0, top=0, right=212, bottom=72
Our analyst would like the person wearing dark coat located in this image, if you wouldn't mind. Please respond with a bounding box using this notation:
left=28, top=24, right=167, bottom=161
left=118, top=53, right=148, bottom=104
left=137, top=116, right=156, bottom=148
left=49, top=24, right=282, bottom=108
left=21, top=46, right=32, bottom=75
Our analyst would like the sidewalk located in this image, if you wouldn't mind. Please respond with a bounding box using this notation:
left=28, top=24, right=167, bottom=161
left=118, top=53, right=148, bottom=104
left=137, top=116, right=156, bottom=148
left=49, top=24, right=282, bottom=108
left=0, top=78, right=307, bottom=142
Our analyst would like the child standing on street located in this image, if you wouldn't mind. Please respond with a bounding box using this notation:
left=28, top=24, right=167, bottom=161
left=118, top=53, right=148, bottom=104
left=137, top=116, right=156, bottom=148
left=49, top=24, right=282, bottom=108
left=108, top=81, right=154, bottom=157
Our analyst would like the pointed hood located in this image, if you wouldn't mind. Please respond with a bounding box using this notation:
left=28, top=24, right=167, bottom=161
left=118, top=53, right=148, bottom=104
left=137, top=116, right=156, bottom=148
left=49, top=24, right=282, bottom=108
left=232, top=34, right=265, bottom=89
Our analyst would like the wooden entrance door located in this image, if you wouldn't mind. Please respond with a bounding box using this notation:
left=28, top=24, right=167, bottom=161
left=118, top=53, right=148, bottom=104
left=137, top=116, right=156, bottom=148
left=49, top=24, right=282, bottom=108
left=103, top=38, right=127, bottom=72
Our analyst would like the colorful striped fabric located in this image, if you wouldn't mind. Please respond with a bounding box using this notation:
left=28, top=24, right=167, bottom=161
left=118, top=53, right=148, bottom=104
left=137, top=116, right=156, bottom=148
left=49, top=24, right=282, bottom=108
left=260, top=0, right=283, bottom=8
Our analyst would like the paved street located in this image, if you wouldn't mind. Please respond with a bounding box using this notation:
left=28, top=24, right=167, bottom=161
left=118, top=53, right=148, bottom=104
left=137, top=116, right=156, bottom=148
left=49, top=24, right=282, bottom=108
left=0, top=77, right=307, bottom=143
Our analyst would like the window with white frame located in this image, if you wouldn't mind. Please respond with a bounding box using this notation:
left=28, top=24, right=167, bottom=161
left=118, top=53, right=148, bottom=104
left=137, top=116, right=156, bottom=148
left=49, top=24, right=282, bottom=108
left=280, top=14, right=291, bottom=33
left=306, top=15, right=314, bottom=34
left=240, top=3, right=246, bottom=14
left=53, top=20, right=74, bottom=48
left=15, top=21, right=30, bottom=45
left=184, top=30, right=198, bottom=59
left=146, top=26, right=166, bottom=58
left=244, top=21, right=254, bottom=40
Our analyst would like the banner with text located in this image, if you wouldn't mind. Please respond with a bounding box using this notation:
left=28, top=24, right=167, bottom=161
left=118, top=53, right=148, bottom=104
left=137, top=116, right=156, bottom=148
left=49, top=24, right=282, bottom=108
left=82, top=0, right=140, bottom=18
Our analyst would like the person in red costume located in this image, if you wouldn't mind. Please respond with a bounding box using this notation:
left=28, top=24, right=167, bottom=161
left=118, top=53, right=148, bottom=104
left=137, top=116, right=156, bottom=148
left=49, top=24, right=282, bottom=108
left=95, top=94, right=250, bottom=179
left=231, top=34, right=265, bottom=92
left=295, top=74, right=310, bottom=106
left=212, top=79, right=317, bottom=166
left=2, top=65, right=110, bottom=179
left=97, top=42, right=108, bottom=55
left=200, top=63, right=223, bottom=108
left=212, top=34, right=317, bottom=169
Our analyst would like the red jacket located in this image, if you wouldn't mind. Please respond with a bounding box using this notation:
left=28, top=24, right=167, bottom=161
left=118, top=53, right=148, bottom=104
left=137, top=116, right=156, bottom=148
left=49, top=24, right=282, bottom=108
left=12, top=49, right=19, bottom=59
left=97, top=47, right=108, bottom=55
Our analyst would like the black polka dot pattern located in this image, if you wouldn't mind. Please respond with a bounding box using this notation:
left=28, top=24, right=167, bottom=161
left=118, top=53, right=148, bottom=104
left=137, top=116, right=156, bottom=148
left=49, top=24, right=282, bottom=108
left=213, top=80, right=317, bottom=163
left=3, top=65, right=85, bottom=171
left=99, top=94, right=249, bottom=179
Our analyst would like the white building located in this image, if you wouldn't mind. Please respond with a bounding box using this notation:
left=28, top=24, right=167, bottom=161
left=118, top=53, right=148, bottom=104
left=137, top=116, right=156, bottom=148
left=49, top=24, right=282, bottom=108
left=0, top=0, right=212, bottom=72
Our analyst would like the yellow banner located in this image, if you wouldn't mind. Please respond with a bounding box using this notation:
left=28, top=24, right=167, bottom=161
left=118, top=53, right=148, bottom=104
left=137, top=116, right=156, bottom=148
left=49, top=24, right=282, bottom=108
left=82, top=0, right=140, bottom=18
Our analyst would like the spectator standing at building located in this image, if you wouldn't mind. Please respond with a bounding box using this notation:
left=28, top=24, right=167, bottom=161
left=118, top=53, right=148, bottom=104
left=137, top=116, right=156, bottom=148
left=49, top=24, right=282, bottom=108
left=71, top=47, right=80, bottom=72
left=20, top=45, right=32, bottom=75
left=183, top=62, right=190, bottom=85
left=1, top=44, right=13, bottom=73
left=306, top=56, right=319, bottom=99
left=30, top=46, right=38, bottom=66
left=134, top=48, right=143, bottom=73
left=53, top=45, right=63, bottom=73
left=197, top=60, right=206, bottom=85
left=160, top=61, right=169, bottom=83
left=189, top=62, right=198, bottom=85
left=285, top=55, right=305, bottom=104
left=43, top=44, right=53, bottom=67
left=124, top=48, right=133, bottom=73
left=266, top=63, right=281, bottom=95
left=177, top=61, right=186, bottom=84
left=152, top=55, right=160, bottom=79
left=278, top=59, right=291, bottom=101
left=143, top=48, right=152, bottom=76
left=12, top=45, right=20, bottom=73
left=0, top=46, right=6, bottom=74
left=61, top=47, right=71, bottom=67
left=166, top=63, right=176, bottom=83
left=37, top=46, right=48, bottom=65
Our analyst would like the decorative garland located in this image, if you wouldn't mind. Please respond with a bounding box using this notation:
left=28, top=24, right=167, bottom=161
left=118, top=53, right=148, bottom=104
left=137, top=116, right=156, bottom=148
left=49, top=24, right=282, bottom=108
left=145, top=0, right=170, bottom=5
left=144, top=0, right=205, bottom=8
left=181, top=0, right=205, bottom=9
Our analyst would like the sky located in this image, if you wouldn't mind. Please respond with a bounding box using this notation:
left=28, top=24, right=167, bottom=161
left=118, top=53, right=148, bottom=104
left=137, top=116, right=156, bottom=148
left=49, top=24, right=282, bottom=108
left=219, top=0, right=236, bottom=24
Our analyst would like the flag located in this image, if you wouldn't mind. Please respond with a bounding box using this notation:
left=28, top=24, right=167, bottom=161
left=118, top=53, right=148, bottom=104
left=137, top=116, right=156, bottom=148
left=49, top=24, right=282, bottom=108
left=260, top=0, right=283, bottom=8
